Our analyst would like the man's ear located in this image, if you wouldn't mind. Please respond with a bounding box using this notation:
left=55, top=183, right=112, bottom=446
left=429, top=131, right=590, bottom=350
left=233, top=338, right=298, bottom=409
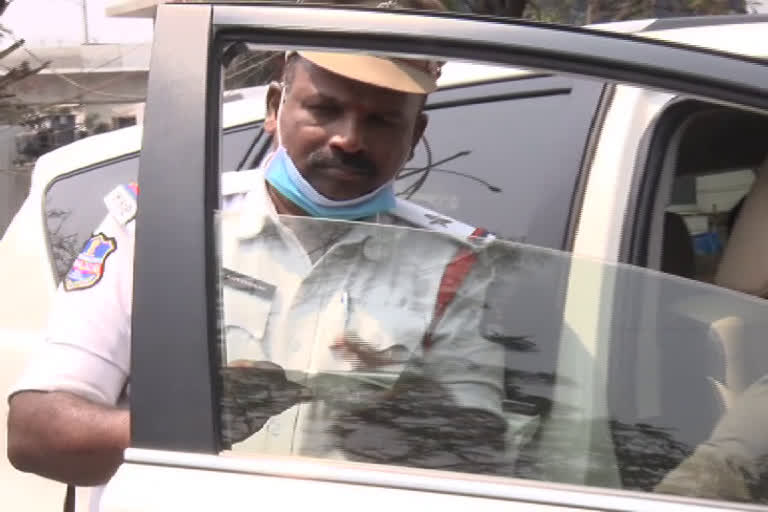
left=264, top=81, right=283, bottom=135
left=408, top=112, right=428, bottom=161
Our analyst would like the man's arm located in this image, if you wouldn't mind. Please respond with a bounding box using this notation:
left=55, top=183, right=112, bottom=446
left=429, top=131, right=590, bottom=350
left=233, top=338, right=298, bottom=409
left=7, top=390, right=129, bottom=486
left=7, top=208, right=135, bottom=486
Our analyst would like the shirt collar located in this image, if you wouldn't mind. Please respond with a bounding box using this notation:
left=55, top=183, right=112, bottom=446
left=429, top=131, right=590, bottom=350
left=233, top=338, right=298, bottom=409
left=233, top=170, right=399, bottom=261
left=235, top=170, right=278, bottom=240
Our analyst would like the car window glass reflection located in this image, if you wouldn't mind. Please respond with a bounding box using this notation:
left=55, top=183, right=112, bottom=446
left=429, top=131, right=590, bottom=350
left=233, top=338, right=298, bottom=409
left=216, top=210, right=768, bottom=504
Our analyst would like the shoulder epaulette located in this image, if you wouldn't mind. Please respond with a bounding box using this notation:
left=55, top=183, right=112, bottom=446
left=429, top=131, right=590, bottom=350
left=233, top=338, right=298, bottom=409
left=221, top=169, right=260, bottom=197
left=390, top=198, right=494, bottom=245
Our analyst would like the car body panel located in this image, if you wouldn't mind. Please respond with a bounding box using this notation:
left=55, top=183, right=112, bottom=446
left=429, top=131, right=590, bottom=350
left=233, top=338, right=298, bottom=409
left=572, top=86, right=675, bottom=261
left=101, top=448, right=768, bottom=512
left=640, top=23, right=768, bottom=58
left=103, top=460, right=581, bottom=512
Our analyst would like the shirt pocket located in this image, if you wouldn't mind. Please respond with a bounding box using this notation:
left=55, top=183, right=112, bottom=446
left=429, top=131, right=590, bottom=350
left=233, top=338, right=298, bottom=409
left=345, top=281, right=435, bottom=368
left=222, top=286, right=273, bottom=363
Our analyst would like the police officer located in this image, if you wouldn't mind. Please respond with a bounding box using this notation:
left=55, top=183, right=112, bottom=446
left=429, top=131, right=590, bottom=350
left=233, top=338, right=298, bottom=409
left=7, top=47, right=506, bottom=511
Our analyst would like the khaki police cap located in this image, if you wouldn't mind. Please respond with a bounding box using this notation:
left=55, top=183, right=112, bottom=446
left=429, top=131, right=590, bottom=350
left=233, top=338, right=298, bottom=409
left=294, top=50, right=441, bottom=94
left=288, top=0, right=445, bottom=94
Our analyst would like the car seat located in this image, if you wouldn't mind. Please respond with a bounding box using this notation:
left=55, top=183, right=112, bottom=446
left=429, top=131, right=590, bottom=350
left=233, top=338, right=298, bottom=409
left=661, top=212, right=695, bottom=280
left=711, top=155, right=768, bottom=401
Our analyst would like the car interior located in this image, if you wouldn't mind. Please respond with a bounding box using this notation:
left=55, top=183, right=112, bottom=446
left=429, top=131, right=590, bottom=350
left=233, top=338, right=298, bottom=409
left=659, top=105, right=768, bottom=402
left=658, top=105, right=768, bottom=287
left=610, top=102, right=768, bottom=493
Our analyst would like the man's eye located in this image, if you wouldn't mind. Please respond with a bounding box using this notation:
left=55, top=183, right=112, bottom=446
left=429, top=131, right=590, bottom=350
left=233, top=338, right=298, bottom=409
left=308, top=104, right=338, bottom=116
left=371, top=116, right=399, bottom=128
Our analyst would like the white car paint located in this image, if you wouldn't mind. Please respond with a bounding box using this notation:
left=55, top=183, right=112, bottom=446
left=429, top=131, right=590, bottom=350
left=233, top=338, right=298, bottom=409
left=572, top=85, right=675, bottom=261
left=104, top=454, right=584, bottom=512
left=642, top=23, right=768, bottom=58
left=102, top=449, right=751, bottom=512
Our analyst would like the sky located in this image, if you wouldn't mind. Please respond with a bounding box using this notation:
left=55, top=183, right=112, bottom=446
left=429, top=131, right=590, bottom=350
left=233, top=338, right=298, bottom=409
left=1, top=0, right=154, bottom=47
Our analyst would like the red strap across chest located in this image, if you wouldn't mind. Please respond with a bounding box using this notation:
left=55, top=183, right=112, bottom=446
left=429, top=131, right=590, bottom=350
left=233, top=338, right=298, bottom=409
left=422, top=227, right=488, bottom=349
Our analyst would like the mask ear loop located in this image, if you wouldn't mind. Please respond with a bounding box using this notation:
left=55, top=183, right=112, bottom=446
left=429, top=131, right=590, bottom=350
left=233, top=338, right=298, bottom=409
left=270, top=80, right=287, bottom=147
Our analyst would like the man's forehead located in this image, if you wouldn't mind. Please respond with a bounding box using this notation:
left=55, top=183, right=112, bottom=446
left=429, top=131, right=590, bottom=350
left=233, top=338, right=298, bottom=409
left=294, top=57, right=420, bottom=106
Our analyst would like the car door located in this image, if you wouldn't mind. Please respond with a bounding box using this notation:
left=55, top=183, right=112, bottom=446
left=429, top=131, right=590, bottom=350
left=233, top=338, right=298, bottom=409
left=101, top=4, right=768, bottom=511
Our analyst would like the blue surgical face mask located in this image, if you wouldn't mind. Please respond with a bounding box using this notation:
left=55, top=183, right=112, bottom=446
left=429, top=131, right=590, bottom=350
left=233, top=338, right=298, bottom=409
left=264, top=94, right=396, bottom=220
left=265, top=146, right=396, bottom=220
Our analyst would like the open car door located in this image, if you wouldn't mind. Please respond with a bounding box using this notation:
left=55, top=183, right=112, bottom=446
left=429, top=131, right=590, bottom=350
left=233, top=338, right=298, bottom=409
left=101, top=4, right=768, bottom=511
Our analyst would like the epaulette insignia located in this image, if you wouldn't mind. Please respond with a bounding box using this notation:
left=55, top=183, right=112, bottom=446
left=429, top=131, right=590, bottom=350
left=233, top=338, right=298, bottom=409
left=64, top=233, right=117, bottom=292
left=104, top=182, right=139, bottom=225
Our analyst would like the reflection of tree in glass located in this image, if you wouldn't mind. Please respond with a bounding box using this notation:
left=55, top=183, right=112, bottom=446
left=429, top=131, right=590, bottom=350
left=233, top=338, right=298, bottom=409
left=46, top=207, right=81, bottom=282
left=611, top=420, right=691, bottom=490
left=330, top=366, right=514, bottom=475
left=449, top=0, right=747, bottom=25
left=396, top=137, right=502, bottom=200
left=514, top=414, right=692, bottom=491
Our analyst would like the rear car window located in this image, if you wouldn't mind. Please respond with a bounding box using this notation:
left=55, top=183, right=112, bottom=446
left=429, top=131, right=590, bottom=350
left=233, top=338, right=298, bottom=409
left=43, top=123, right=262, bottom=283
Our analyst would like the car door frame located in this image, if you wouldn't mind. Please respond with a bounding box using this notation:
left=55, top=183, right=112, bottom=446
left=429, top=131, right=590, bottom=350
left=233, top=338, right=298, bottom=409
left=123, top=3, right=768, bottom=511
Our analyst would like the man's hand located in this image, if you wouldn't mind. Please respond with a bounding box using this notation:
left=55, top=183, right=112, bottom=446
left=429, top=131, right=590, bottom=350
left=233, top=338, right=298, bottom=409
left=219, top=361, right=313, bottom=445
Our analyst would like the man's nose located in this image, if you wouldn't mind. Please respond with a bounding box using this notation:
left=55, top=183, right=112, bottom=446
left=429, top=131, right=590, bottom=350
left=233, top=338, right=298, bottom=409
left=328, top=115, right=365, bottom=154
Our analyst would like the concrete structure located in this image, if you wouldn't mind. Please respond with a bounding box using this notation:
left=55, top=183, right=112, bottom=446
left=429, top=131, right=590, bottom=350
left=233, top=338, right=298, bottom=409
left=0, top=42, right=150, bottom=237
left=0, top=125, right=30, bottom=239
left=1, top=43, right=150, bottom=109
left=107, top=0, right=194, bottom=18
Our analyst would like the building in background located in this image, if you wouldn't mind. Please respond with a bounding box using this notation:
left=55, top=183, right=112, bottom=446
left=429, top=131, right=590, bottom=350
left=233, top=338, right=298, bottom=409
left=0, top=41, right=150, bottom=237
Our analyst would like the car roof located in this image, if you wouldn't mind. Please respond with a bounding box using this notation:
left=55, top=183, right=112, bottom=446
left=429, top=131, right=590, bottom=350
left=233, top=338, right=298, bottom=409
left=600, top=16, right=768, bottom=59
left=441, top=15, right=768, bottom=88
left=29, top=89, right=269, bottom=191
left=31, top=14, right=768, bottom=187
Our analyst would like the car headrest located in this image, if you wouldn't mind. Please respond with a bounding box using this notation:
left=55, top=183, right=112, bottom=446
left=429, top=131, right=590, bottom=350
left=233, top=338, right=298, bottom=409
left=715, top=156, right=768, bottom=297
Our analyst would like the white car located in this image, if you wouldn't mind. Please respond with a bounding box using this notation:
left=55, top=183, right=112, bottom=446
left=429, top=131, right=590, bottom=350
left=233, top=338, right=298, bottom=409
left=3, top=4, right=768, bottom=511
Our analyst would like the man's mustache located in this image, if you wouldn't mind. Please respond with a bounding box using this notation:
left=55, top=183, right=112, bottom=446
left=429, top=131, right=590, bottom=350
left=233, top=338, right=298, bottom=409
left=306, top=150, right=378, bottom=176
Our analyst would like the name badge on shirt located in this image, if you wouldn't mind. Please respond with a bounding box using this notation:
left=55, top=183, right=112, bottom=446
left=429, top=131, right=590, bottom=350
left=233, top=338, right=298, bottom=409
left=222, top=267, right=276, bottom=300
left=222, top=268, right=276, bottom=360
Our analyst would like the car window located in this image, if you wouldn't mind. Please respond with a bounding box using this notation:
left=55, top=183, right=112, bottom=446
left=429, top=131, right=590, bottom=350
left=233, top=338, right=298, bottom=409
left=43, top=123, right=261, bottom=283
left=400, top=76, right=602, bottom=249
left=665, top=169, right=756, bottom=284
left=635, top=102, right=768, bottom=288
left=210, top=48, right=768, bottom=508
left=45, top=155, right=140, bottom=282
left=216, top=213, right=768, bottom=502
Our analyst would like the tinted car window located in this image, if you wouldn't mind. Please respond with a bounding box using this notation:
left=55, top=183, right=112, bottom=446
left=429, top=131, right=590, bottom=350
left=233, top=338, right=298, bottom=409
left=45, top=156, right=140, bottom=282
left=398, top=75, right=603, bottom=250
left=44, top=123, right=262, bottom=283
